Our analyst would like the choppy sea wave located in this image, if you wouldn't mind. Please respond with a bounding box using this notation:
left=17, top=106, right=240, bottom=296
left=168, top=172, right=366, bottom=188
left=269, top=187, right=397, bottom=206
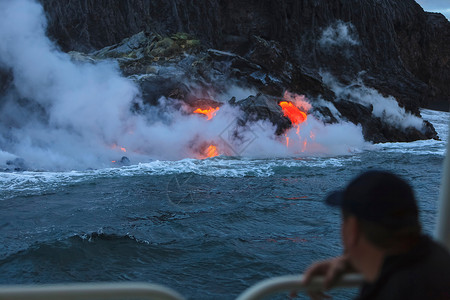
left=0, top=156, right=358, bottom=201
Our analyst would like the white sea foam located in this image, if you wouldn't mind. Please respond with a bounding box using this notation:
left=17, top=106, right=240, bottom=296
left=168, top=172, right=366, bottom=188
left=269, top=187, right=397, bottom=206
left=0, top=155, right=362, bottom=201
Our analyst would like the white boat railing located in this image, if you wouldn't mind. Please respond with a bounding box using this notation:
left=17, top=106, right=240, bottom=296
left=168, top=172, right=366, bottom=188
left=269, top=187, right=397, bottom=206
left=236, top=273, right=364, bottom=300
left=0, top=282, right=185, bottom=300
left=0, top=275, right=363, bottom=300
left=435, top=117, right=450, bottom=250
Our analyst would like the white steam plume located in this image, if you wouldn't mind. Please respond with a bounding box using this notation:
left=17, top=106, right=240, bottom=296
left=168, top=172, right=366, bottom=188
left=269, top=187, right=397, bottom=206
left=321, top=72, right=425, bottom=131
left=319, top=21, right=360, bottom=48
left=0, top=0, right=143, bottom=170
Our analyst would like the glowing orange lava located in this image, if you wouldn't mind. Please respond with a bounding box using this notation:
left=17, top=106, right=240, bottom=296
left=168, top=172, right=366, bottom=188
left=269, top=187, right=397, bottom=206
left=193, top=107, right=220, bottom=120
left=279, top=101, right=307, bottom=125
left=111, top=144, right=127, bottom=152
left=279, top=100, right=310, bottom=152
left=203, top=145, right=219, bottom=158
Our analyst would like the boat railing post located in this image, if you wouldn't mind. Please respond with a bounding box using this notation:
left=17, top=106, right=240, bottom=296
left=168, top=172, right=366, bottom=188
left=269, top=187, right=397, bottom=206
left=436, top=114, right=450, bottom=250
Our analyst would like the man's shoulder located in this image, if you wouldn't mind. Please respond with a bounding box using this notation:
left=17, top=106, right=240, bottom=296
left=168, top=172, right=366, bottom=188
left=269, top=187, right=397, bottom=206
left=394, top=236, right=450, bottom=278
left=381, top=237, right=450, bottom=298
left=358, top=236, right=450, bottom=300
left=418, top=236, right=450, bottom=270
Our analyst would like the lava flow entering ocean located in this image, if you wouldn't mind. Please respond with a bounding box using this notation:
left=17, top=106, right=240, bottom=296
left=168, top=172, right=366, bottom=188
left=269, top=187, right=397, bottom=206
left=279, top=101, right=307, bottom=126
left=192, top=105, right=221, bottom=159
left=193, top=106, right=220, bottom=120
left=278, top=97, right=310, bottom=151
left=201, top=144, right=219, bottom=159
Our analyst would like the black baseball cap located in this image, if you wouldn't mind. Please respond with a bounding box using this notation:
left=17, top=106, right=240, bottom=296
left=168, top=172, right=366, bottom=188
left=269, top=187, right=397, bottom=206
left=325, top=170, right=420, bottom=229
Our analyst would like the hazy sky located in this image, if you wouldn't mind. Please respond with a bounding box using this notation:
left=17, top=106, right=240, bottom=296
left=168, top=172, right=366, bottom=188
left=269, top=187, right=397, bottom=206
left=415, top=0, right=450, bottom=20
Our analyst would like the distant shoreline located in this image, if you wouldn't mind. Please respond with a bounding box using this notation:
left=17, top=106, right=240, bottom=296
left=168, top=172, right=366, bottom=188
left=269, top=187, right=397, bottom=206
left=424, top=100, right=450, bottom=112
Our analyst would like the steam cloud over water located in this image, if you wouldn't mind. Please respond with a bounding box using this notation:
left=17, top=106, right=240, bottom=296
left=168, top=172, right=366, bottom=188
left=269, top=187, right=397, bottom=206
left=321, top=73, right=425, bottom=131
left=0, top=0, right=370, bottom=171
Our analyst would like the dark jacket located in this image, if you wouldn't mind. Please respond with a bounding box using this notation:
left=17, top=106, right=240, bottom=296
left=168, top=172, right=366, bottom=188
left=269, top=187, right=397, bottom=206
left=357, top=236, right=450, bottom=300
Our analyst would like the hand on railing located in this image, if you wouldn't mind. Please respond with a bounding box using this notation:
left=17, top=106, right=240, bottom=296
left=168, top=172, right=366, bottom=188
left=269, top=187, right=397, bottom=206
left=291, top=255, right=356, bottom=299
left=303, top=254, right=355, bottom=288
left=237, top=273, right=364, bottom=300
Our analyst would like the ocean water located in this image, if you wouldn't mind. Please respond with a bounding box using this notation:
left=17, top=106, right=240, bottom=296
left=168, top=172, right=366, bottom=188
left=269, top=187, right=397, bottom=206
left=0, top=108, right=448, bottom=299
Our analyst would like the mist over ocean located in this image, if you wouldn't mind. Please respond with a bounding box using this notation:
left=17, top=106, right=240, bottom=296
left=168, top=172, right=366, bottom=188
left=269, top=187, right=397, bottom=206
left=0, top=0, right=449, bottom=299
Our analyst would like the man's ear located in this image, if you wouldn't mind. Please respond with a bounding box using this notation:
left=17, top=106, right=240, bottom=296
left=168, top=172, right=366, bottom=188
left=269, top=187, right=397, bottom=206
left=346, top=216, right=361, bottom=247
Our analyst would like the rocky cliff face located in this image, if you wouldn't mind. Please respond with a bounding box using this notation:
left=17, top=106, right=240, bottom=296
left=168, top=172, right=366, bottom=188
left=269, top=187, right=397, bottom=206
left=40, top=0, right=449, bottom=110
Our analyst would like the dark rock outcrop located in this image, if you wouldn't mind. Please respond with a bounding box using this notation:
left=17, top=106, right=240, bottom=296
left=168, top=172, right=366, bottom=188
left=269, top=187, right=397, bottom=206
left=230, top=94, right=292, bottom=136
left=333, top=100, right=437, bottom=142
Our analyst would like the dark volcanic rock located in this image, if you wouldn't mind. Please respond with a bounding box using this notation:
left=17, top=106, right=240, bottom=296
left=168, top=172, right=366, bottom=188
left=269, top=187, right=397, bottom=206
left=230, top=94, right=291, bottom=136
left=39, top=0, right=221, bottom=52
left=395, top=11, right=450, bottom=107
left=5, top=158, right=27, bottom=172
left=140, top=76, right=184, bottom=106
left=34, top=0, right=449, bottom=143
left=65, top=28, right=438, bottom=143
left=333, top=100, right=438, bottom=143
left=39, top=0, right=450, bottom=110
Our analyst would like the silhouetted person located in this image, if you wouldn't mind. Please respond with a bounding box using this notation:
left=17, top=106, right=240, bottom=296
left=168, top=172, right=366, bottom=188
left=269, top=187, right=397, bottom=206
left=301, top=170, right=450, bottom=300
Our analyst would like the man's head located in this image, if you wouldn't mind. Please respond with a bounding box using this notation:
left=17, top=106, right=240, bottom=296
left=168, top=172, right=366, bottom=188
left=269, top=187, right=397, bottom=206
left=326, top=170, right=422, bottom=251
